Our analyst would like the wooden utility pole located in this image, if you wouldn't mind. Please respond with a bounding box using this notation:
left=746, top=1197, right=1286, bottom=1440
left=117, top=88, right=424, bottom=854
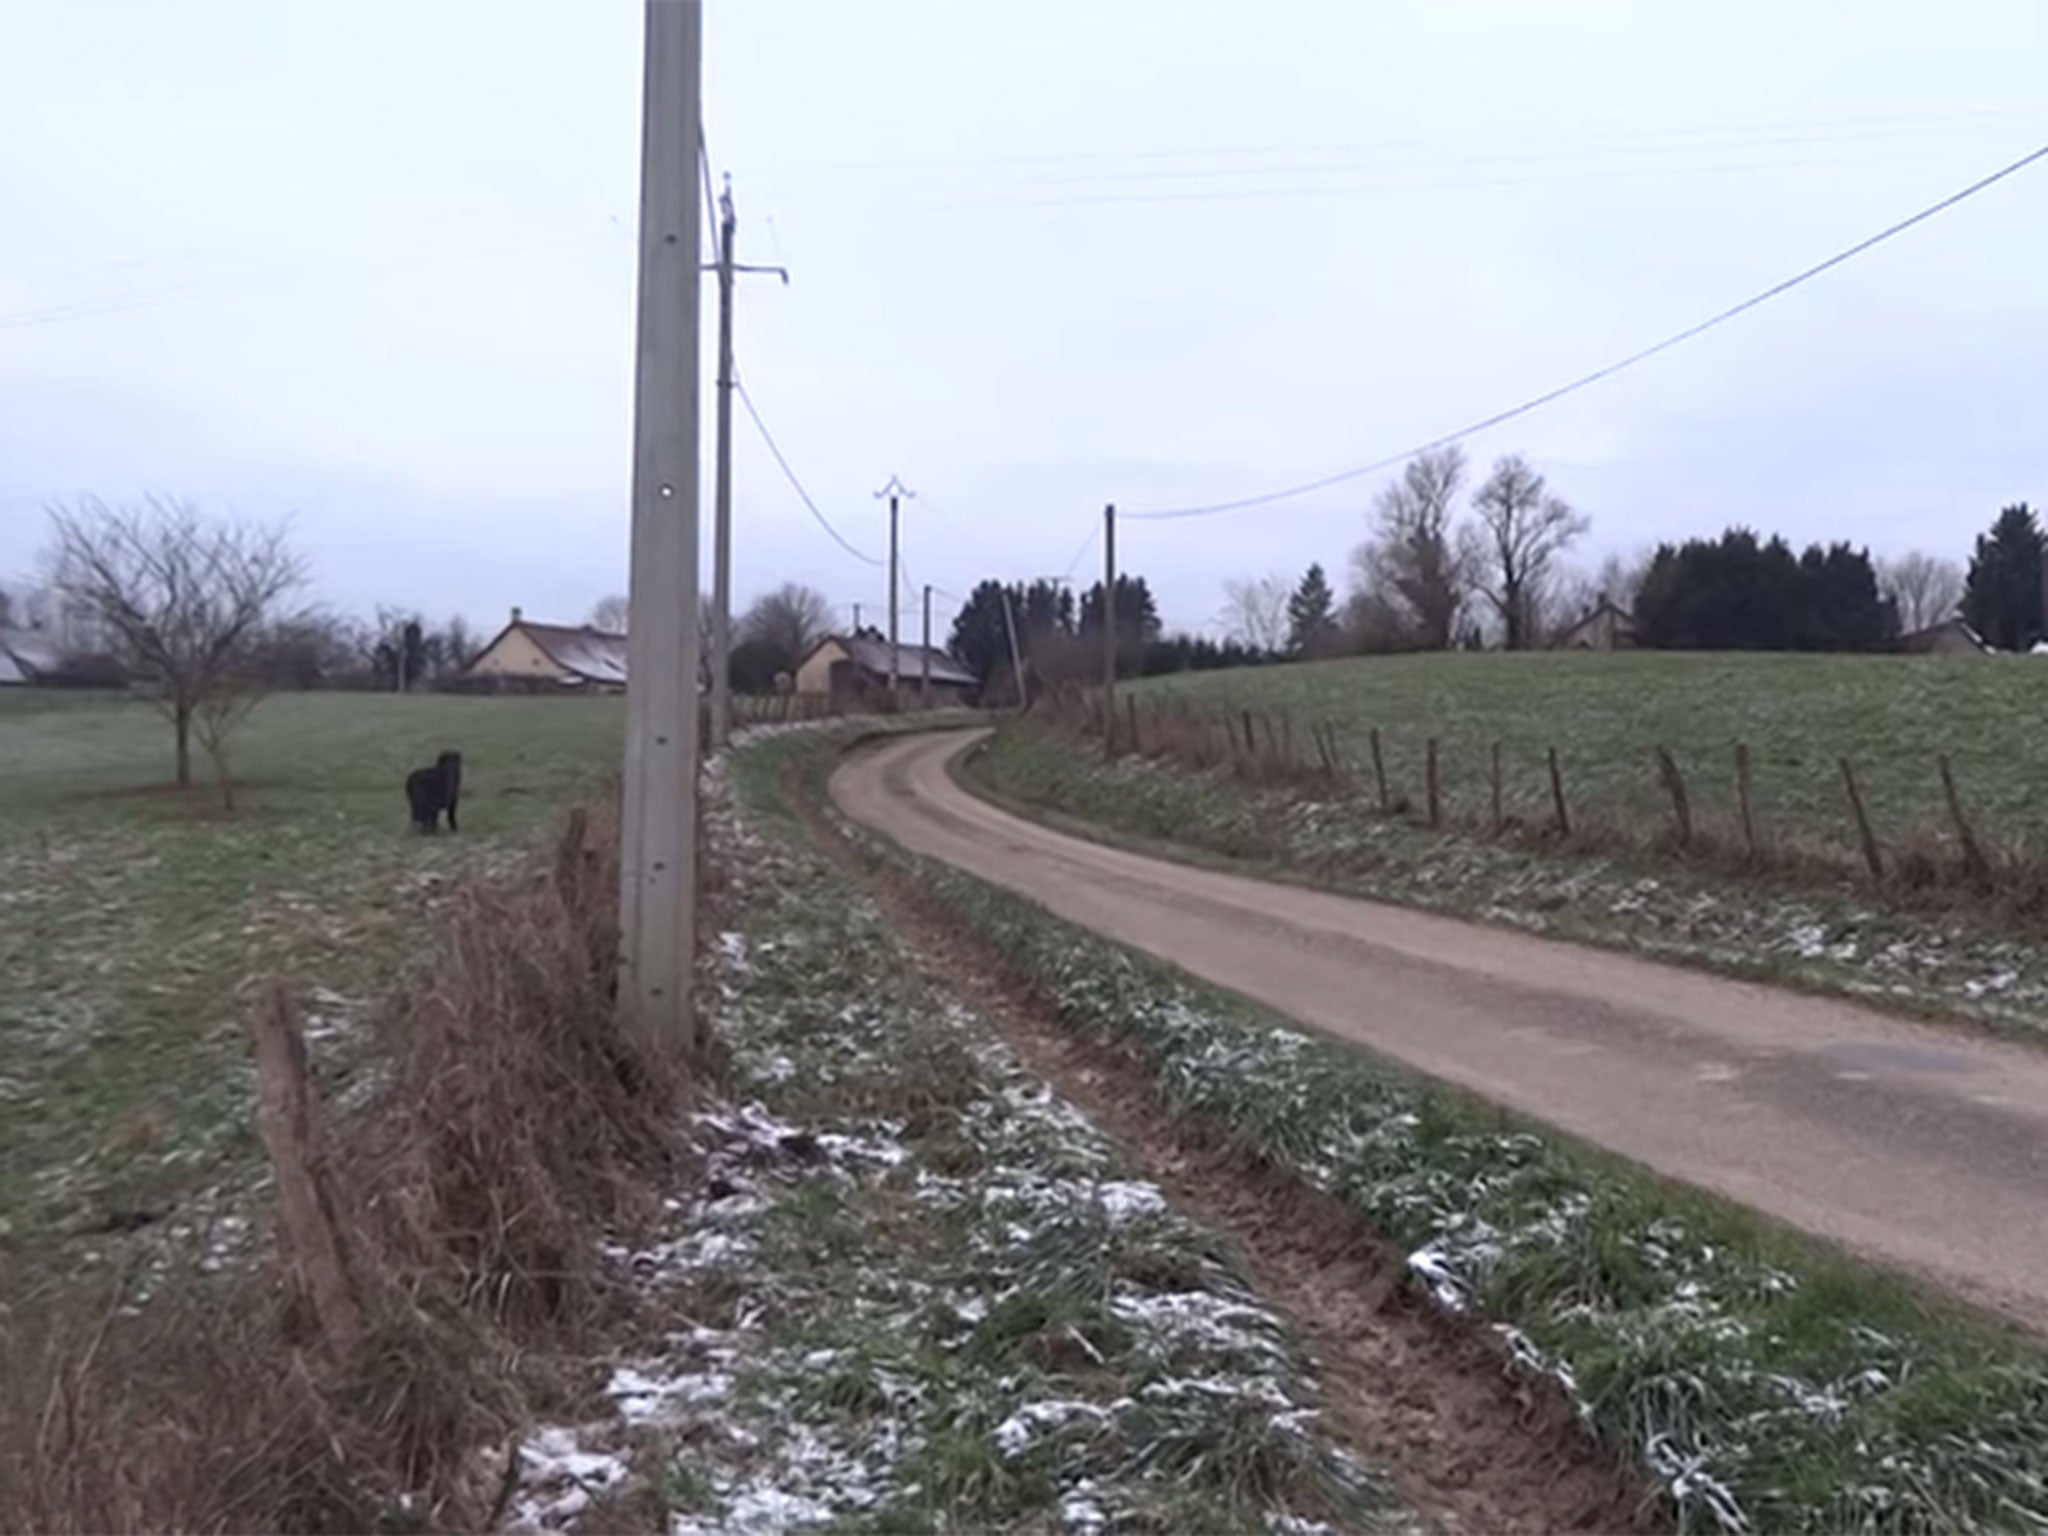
left=874, top=475, right=915, bottom=697
left=921, top=583, right=933, bottom=706
left=705, top=177, right=788, bottom=751
left=852, top=602, right=862, bottom=633
left=617, top=0, right=704, bottom=1051
left=1101, top=503, right=1116, bottom=750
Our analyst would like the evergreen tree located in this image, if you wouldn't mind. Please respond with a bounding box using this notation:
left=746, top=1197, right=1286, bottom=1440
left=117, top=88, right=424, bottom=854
left=1962, top=504, right=2045, bottom=652
left=1635, top=529, right=1892, bottom=651
left=1285, top=564, right=1339, bottom=655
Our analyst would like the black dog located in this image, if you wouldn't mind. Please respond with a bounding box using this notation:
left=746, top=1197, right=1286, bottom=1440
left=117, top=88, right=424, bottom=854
left=405, top=750, right=463, bottom=834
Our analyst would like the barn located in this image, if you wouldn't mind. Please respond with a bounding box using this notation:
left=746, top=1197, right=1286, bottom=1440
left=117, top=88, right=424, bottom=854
left=794, top=632, right=977, bottom=711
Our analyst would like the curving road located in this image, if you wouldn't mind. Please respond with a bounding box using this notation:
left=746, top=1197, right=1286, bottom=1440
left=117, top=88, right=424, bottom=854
left=833, top=729, right=2048, bottom=1329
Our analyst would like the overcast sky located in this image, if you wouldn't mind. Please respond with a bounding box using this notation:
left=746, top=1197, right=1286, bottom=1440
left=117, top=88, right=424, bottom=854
left=2, top=1, right=2044, bottom=637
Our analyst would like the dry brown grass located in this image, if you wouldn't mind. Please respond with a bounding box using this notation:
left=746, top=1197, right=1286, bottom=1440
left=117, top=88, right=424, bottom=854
left=0, top=789, right=690, bottom=1533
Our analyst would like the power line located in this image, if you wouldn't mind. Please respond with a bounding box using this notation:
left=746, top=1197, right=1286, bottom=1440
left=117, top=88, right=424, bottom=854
left=733, top=381, right=885, bottom=565
left=1128, top=139, right=2048, bottom=522
left=1060, top=522, right=1101, bottom=581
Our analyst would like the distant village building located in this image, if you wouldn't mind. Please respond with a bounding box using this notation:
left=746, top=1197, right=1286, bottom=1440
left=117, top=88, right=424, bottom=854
left=794, top=631, right=977, bottom=711
left=1901, top=618, right=1989, bottom=656
left=0, top=627, right=60, bottom=686
left=462, top=609, right=630, bottom=691
left=1550, top=596, right=1637, bottom=651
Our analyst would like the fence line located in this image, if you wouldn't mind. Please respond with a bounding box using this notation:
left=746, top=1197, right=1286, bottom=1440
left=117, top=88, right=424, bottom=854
left=1029, top=683, right=2016, bottom=898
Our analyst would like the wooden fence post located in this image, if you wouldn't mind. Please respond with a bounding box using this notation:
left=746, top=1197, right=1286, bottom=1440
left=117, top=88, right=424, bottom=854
left=1314, top=722, right=1337, bottom=780
left=1546, top=746, right=1570, bottom=837
left=1126, top=694, right=1140, bottom=756
left=1425, top=738, right=1442, bottom=828
left=1281, top=713, right=1297, bottom=773
left=1840, top=757, right=1885, bottom=881
left=1654, top=746, right=1692, bottom=848
left=1489, top=740, right=1504, bottom=832
left=1734, top=742, right=1758, bottom=861
left=1938, top=754, right=1990, bottom=882
left=1370, top=727, right=1391, bottom=814
left=251, top=981, right=361, bottom=1360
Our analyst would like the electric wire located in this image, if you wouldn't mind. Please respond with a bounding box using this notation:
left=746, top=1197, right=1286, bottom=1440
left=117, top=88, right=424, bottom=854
left=1126, top=140, right=2048, bottom=520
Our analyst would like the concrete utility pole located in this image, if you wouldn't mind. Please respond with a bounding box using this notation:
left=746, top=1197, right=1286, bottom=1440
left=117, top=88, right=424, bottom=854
left=1101, top=503, right=1116, bottom=749
left=617, top=0, right=704, bottom=1053
left=705, top=177, right=788, bottom=752
left=873, top=475, right=914, bottom=697
left=852, top=601, right=862, bottom=634
left=1000, top=584, right=1028, bottom=712
left=921, top=583, right=933, bottom=706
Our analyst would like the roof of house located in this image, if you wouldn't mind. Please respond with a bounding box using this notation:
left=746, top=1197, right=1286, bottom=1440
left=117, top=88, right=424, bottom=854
left=1903, top=617, right=1989, bottom=653
left=467, top=616, right=631, bottom=686
left=520, top=621, right=630, bottom=685
left=803, top=632, right=978, bottom=688
left=0, top=627, right=62, bottom=682
left=1551, top=598, right=1635, bottom=645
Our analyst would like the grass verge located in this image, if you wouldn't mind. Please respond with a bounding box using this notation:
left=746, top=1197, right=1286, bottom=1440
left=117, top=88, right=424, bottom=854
left=812, top=731, right=2048, bottom=1533
left=499, top=737, right=1413, bottom=1535
left=967, top=721, right=2048, bottom=1039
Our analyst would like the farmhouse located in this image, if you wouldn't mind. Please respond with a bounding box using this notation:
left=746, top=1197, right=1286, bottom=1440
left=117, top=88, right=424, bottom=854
left=1551, top=597, right=1637, bottom=651
left=1901, top=618, right=1988, bottom=655
left=463, top=608, right=630, bottom=691
left=794, top=631, right=977, bottom=710
left=0, top=627, right=61, bottom=686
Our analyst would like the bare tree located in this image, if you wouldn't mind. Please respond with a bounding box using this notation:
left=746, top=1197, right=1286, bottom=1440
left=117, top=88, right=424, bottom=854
left=1878, top=551, right=1965, bottom=634
left=1221, top=573, right=1291, bottom=653
left=192, top=674, right=266, bottom=812
left=47, top=497, right=306, bottom=786
left=440, top=615, right=480, bottom=674
left=589, top=593, right=630, bottom=633
left=1353, top=447, right=1468, bottom=650
left=1466, top=455, right=1589, bottom=650
left=738, top=582, right=833, bottom=675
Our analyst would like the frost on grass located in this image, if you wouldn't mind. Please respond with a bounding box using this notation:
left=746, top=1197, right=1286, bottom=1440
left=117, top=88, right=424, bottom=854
left=504, top=748, right=1407, bottom=1535
left=983, top=731, right=2048, bottom=1038
left=914, top=851, right=2048, bottom=1534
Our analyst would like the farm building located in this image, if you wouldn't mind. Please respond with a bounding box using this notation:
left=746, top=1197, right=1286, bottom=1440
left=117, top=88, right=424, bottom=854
left=463, top=609, right=630, bottom=691
left=794, top=631, right=977, bottom=710
left=0, top=627, right=61, bottom=685
left=1902, top=618, right=1988, bottom=655
left=1551, top=597, right=1637, bottom=651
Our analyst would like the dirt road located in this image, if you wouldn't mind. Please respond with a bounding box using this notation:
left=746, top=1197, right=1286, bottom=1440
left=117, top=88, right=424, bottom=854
left=834, top=729, right=2048, bottom=1328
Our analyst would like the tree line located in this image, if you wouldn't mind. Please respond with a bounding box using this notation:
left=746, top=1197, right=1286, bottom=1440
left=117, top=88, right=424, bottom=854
left=1205, top=445, right=2014, bottom=661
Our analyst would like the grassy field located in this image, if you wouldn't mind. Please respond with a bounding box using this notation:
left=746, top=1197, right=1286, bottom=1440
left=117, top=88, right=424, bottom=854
left=0, top=687, right=622, bottom=1255
left=1134, top=651, right=2045, bottom=850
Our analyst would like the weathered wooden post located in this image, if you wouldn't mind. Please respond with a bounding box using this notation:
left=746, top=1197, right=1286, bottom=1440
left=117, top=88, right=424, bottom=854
left=1938, top=754, right=1990, bottom=883
left=251, top=982, right=361, bottom=1360
left=1654, top=746, right=1692, bottom=848
left=1734, top=742, right=1758, bottom=860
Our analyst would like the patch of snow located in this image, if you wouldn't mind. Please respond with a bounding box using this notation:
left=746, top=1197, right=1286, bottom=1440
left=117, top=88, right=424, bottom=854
left=511, top=1427, right=630, bottom=1531
left=605, top=1364, right=733, bottom=1424
left=1406, top=1241, right=1469, bottom=1311
left=993, top=1399, right=1112, bottom=1458
left=1094, top=1179, right=1168, bottom=1222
